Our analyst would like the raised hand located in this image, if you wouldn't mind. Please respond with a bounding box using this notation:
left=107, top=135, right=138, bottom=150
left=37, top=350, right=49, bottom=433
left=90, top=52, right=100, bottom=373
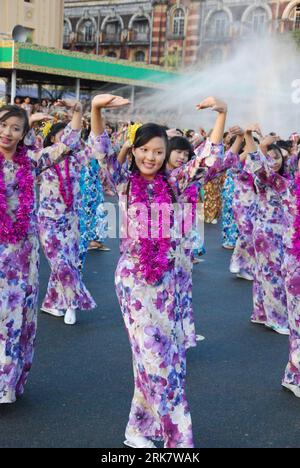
left=196, top=97, right=227, bottom=114
left=29, top=113, right=54, bottom=126
left=245, top=124, right=263, bottom=138
left=92, top=94, right=130, bottom=109
left=260, top=134, right=279, bottom=147
left=228, top=126, right=245, bottom=137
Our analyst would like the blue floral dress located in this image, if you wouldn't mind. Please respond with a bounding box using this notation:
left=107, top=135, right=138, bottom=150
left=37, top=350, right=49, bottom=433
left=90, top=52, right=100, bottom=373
left=221, top=169, right=239, bottom=247
left=79, top=159, right=108, bottom=269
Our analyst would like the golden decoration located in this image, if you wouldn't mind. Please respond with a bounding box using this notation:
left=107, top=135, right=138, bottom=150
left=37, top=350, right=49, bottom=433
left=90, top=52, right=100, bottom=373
left=128, top=122, right=142, bottom=145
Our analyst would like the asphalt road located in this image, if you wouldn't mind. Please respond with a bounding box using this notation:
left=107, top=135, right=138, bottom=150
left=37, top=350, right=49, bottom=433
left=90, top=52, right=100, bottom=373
left=0, top=222, right=300, bottom=448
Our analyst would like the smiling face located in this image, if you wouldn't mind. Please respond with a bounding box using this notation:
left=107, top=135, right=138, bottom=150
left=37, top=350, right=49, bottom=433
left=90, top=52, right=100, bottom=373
left=132, top=137, right=166, bottom=179
left=168, top=148, right=189, bottom=170
left=0, top=112, right=26, bottom=153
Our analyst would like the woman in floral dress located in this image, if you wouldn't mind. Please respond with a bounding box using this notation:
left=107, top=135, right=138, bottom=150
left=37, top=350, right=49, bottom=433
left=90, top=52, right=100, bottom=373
left=221, top=133, right=248, bottom=250
left=79, top=159, right=109, bottom=270
left=240, top=132, right=300, bottom=397
left=0, top=106, right=71, bottom=403
left=244, top=128, right=289, bottom=335
left=91, top=94, right=228, bottom=448
left=230, top=155, right=256, bottom=281
left=38, top=100, right=96, bottom=325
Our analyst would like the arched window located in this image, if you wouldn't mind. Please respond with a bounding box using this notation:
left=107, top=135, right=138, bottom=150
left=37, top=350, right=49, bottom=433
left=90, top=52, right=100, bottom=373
left=64, top=21, right=71, bottom=43
left=105, top=20, right=121, bottom=42
left=207, top=11, right=230, bottom=38
left=78, top=20, right=95, bottom=42
left=289, top=4, right=300, bottom=30
left=248, top=7, right=268, bottom=33
left=134, top=50, right=145, bottom=62
left=173, top=8, right=185, bottom=36
left=132, top=19, right=149, bottom=41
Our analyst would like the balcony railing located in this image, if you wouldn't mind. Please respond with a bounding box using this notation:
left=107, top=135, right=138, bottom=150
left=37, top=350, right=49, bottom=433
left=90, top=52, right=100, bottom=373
left=102, top=33, right=121, bottom=43
left=132, top=31, right=150, bottom=42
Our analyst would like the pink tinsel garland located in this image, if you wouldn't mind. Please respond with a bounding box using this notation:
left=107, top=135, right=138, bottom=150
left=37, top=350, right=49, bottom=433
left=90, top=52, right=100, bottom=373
left=130, top=172, right=172, bottom=285
left=0, top=145, right=34, bottom=244
left=53, top=159, right=73, bottom=210
left=291, top=173, right=300, bottom=260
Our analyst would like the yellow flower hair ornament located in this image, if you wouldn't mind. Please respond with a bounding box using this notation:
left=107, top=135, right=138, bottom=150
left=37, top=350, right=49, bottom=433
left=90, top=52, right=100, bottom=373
left=41, top=120, right=53, bottom=138
left=128, top=123, right=142, bottom=145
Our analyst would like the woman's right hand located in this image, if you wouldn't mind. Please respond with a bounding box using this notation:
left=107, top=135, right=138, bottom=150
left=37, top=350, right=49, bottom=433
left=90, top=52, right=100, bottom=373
left=196, top=97, right=227, bottom=114
left=92, top=94, right=130, bottom=110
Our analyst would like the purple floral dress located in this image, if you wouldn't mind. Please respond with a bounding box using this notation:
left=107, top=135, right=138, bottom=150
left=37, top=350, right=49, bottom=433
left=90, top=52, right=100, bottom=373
left=38, top=126, right=96, bottom=312
left=230, top=162, right=256, bottom=278
left=92, top=131, right=224, bottom=448
left=251, top=158, right=300, bottom=386
left=179, top=151, right=239, bottom=350
left=0, top=142, right=71, bottom=403
left=245, top=151, right=289, bottom=332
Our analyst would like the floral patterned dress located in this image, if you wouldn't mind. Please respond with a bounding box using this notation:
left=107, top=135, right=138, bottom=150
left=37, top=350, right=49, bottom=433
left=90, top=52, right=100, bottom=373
left=230, top=163, right=256, bottom=278
left=38, top=126, right=96, bottom=312
left=0, top=142, right=70, bottom=403
left=246, top=155, right=300, bottom=386
left=179, top=152, right=239, bottom=350
left=79, top=159, right=108, bottom=269
left=204, top=176, right=225, bottom=223
left=92, top=131, right=224, bottom=448
left=245, top=151, right=289, bottom=332
left=280, top=181, right=300, bottom=387
left=221, top=169, right=239, bottom=247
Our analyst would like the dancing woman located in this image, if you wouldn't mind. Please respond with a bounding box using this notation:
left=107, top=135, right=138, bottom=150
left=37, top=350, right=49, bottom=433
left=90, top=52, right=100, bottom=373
left=90, top=94, right=227, bottom=448
left=38, top=100, right=96, bottom=325
left=0, top=106, right=71, bottom=403
left=244, top=127, right=289, bottom=335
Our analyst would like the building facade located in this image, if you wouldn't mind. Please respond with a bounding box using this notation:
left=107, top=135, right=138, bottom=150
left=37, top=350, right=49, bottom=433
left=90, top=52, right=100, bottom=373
left=63, top=0, right=300, bottom=67
left=0, top=0, right=64, bottom=49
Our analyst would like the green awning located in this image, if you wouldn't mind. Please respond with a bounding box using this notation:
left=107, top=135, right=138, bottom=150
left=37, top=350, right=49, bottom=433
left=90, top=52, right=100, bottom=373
left=0, top=41, right=177, bottom=89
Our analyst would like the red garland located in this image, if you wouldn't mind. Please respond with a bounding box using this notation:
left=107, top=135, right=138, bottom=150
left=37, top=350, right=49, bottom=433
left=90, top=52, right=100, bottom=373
left=291, top=173, right=300, bottom=260
left=53, top=159, right=73, bottom=210
left=0, top=145, right=34, bottom=244
left=130, top=172, right=172, bottom=285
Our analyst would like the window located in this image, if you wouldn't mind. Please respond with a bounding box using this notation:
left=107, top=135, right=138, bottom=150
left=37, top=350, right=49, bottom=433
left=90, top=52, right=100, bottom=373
left=296, top=6, right=300, bottom=30
left=78, top=20, right=95, bottom=43
left=133, top=19, right=149, bottom=41
left=248, top=7, right=268, bottom=34
left=290, top=4, right=300, bottom=30
left=64, top=21, right=71, bottom=43
left=173, top=9, right=185, bottom=37
left=135, top=50, right=145, bottom=62
left=84, top=21, right=94, bottom=42
left=105, top=21, right=121, bottom=41
left=207, top=11, right=230, bottom=38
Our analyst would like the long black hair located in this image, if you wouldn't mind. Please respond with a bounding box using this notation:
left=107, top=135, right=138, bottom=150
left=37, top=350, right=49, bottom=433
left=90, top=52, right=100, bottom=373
left=0, top=105, right=29, bottom=143
left=43, top=122, right=67, bottom=148
left=166, top=136, right=194, bottom=163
